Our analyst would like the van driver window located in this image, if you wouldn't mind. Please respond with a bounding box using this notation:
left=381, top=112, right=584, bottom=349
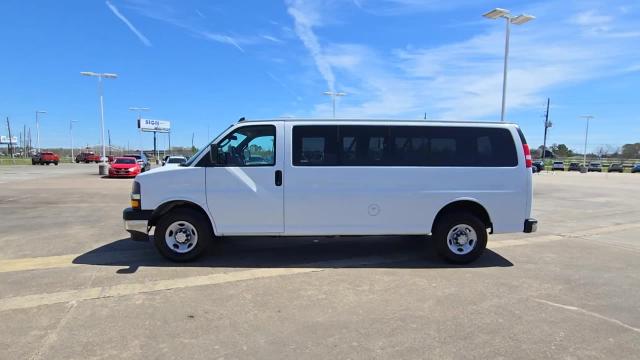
left=215, top=125, right=275, bottom=166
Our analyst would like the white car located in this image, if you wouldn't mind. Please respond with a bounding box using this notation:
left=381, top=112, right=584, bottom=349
left=163, top=156, right=187, bottom=167
left=124, top=119, right=536, bottom=264
left=552, top=161, right=565, bottom=171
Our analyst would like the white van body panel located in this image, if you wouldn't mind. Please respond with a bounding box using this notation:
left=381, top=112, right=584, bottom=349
left=283, top=121, right=528, bottom=235
left=135, top=119, right=533, bottom=237
left=137, top=166, right=216, bottom=233
left=205, top=122, right=285, bottom=235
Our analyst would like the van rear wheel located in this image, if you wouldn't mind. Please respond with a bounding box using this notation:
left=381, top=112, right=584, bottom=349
left=154, top=208, right=211, bottom=262
left=433, top=212, right=487, bottom=264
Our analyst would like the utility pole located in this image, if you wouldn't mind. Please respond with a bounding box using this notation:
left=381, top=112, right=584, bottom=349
left=6, top=117, right=14, bottom=157
left=580, top=115, right=594, bottom=168
left=191, top=132, right=195, bottom=152
left=70, top=120, right=78, bottom=161
left=541, top=98, right=552, bottom=162
left=35, top=110, right=47, bottom=153
left=108, top=129, right=112, bottom=156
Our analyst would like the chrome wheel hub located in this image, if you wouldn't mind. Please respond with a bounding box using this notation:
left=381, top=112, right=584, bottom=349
left=446, top=224, right=477, bottom=255
left=165, top=221, right=198, bottom=254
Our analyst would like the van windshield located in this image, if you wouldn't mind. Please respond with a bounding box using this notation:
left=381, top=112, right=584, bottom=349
left=183, top=123, right=235, bottom=167
left=183, top=141, right=214, bottom=167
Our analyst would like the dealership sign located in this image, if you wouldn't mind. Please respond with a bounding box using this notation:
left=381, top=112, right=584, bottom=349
left=0, top=136, right=18, bottom=144
left=138, top=119, right=171, bottom=133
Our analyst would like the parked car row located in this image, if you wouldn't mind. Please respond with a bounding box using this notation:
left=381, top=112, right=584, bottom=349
left=534, top=160, right=640, bottom=173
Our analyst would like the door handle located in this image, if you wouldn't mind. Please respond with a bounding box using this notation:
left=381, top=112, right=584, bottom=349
left=275, top=170, right=282, bottom=186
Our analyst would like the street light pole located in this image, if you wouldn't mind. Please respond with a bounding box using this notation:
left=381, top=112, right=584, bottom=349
left=483, top=8, right=535, bottom=122
left=81, top=71, right=118, bottom=163
left=323, top=91, right=347, bottom=119
left=35, top=110, right=47, bottom=153
left=70, top=120, right=78, bottom=161
left=501, top=17, right=510, bottom=122
left=580, top=115, right=594, bottom=167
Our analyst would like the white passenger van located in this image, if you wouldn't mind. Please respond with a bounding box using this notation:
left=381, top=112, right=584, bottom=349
left=124, top=119, right=536, bottom=264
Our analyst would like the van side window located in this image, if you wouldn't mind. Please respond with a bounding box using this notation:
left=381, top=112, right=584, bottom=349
left=339, top=125, right=389, bottom=166
left=292, top=125, right=517, bottom=167
left=207, top=125, right=275, bottom=167
left=292, top=126, right=338, bottom=166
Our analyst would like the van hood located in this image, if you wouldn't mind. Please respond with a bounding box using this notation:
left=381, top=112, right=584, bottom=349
left=137, top=164, right=188, bottom=177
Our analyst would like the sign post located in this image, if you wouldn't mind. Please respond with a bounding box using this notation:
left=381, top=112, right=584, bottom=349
left=138, top=119, right=171, bottom=163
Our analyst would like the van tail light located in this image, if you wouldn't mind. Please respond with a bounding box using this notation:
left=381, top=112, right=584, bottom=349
left=523, top=144, right=532, bottom=168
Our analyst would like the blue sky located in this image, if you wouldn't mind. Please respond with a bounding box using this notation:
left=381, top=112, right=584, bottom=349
left=0, top=0, right=638, bottom=152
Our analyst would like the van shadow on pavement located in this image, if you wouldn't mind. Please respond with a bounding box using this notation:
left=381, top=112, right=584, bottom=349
left=73, top=236, right=513, bottom=273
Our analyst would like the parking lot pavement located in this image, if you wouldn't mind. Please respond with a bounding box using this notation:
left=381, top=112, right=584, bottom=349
left=0, top=166, right=638, bottom=359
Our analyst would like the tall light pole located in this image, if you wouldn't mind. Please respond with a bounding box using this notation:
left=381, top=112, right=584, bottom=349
left=35, top=110, right=47, bottom=152
left=483, top=8, right=535, bottom=122
left=81, top=71, right=118, bottom=162
left=580, top=115, right=594, bottom=168
left=323, top=91, right=346, bottom=119
left=128, top=107, right=150, bottom=121
left=70, top=120, right=79, bottom=161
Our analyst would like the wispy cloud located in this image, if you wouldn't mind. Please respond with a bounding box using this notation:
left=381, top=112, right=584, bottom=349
left=260, top=34, right=284, bottom=44
left=290, top=1, right=640, bottom=122
left=286, top=0, right=335, bottom=92
left=105, top=1, right=152, bottom=47
left=201, top=32, right=245, bottom=52
left=125, top=2, right=272, bottom=53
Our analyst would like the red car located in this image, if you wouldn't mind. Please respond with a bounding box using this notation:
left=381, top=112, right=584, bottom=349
left=108, top=157, right=141, bottom=178
left=75, top=152, right=101, bottom=163
left=32, top=152, right=60, bottom=165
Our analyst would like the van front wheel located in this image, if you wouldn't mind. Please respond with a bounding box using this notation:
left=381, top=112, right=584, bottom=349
left=154, top=208, right=210, bottom=262
left=433, top=212, right=487, bottom=264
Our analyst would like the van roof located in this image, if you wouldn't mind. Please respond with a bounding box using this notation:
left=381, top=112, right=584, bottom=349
left=238, top=118, right=517, bottom=126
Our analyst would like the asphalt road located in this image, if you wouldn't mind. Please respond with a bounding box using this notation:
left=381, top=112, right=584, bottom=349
left=0, top=164, right=639, bottom=359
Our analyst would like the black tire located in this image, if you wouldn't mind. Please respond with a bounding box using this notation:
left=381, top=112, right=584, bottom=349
left=433, top=212, right=487, bottom=264
left=32, top=161, right=36, bottom=165
left=154, top=208, right=211, bottom=262
left=54, top=162, right=58, bottom=166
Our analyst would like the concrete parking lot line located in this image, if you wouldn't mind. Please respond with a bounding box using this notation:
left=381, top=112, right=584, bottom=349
left=0, top=250, right=156, bottom=274
left=0, top=255, right=411, bottom=312
left=0, top=254, right=80, bottom=274
left=533, top=298, right=640, bottom=334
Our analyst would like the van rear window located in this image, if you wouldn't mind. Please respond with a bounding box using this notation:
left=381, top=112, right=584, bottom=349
left=292, top=125, right=517, bottom=167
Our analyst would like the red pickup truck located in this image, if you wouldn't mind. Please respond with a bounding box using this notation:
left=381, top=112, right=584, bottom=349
left=32, top=152, right=60, bottom=165
left=75, top=152, right=101, bottom=163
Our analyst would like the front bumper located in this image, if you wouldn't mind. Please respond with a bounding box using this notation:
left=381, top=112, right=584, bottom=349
left=524, top=218, right=538, bottom=233
left=123, top=208, right=153, bottom=241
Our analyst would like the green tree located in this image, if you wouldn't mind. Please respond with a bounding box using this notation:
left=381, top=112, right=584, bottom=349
left=621, top=143, right=640, bottom=159
left=549, top=143, right=573, bottom=157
